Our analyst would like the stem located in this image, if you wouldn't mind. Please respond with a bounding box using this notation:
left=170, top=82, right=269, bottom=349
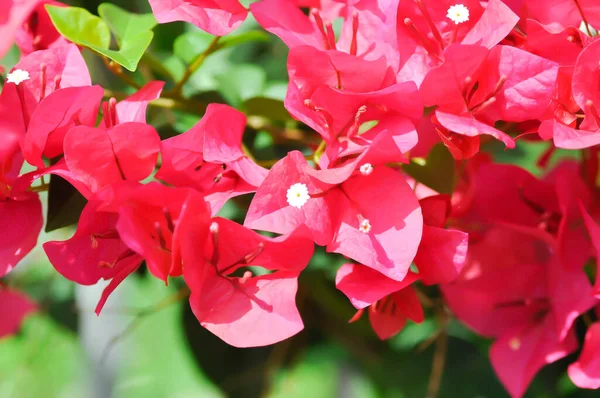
left=103, top=88, right=208, bottom=115
left=102, top=57, right=142, bottom=89
left=242, top=143, right=257, bottom=162
left=313, top=140, right=327, bottom=165
left=98, top=286, right=190, bottom=365
left=28, top=183, right=50, bottom=193
left=141, top=52, right=176, bottom=83
left=169, top=36, right=221, bottom=97
left=573, top=0, right=593, bottom=36
left=426, top=307, right=450, bottom=398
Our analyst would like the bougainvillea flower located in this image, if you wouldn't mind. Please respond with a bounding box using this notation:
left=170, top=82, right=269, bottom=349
left=571, top=39, right=600, bottom=132
left=0, top=85, right=43, bottom=278
left=0, top=194, right=43, bottom=277
left=523, top=0, right=600, bottom=33
left=114, top=183, right=205, bottom=282
left=24, top=85, right=104, bottom=168
left=157, top=104, right=267, bottom=213
left=473, top=161, right=593, bottom=270
left=0, top=0, right=42, bottom=58
left=113, top=81, right=165, bottom=125
left=579, top=204, right=600, bottom=297
left=0, top=288, right=37, bottom=338
left=443, top=227, right=594, bottom=397
left=420, top=43, right=558, bottom=150
left=14, top=0, right=66, bottom=54
left=336, top=263, right=423, bottom=340
left=44, top=196, right=143, bottom=314
left=522, top=20, right=588, bottom=67
left=11, top=44, right=92, bottom=114
left=177, top=192, right=314, bottom=347
left=286, top=79, right=422, bottom=151
left=251, top=0, right=399, bottom=69
left=63, top=122, right=161, bottom=193
left=396, top=0, right=519, bottom=85
left=148, top=0, right=247, bottom=36
left=246, top=150, right=423, bottom=281
left=568, top=323, right=600, bottom=389
left=414, top=195, right=468, bottom=285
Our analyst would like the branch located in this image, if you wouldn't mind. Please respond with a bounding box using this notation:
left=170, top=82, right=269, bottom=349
left=168, top=36, right=221, bottom=97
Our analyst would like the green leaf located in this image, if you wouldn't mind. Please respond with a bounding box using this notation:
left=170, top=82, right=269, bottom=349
left=216, top=64, right=266, bottom=107
left=97, top=3, right=157, bottom=45
left=0, top=315, right=86, bottom=397
left=46, top=4, right=155, bottom=71
left=404, top=144, right=455, bottom=194
left=46, top=5, right=111, bottom=50
left=93, top=31, right=154, bottom=71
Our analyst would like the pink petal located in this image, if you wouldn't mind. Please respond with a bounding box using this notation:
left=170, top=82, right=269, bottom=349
left=250, top=0, right=321, bottom=49
left=336, top=263, right=419, bottom=309
left=189, top=271, right=304, bottom=347
left=414, top=225, right=468, bottom=285
left=568, top=323, right=600, bottom=389
left=148, top=0, right=247, bottom=36
left=24, top=85, right=104, bottom=168
left=0, top=289, right=37, bottom=338
left=490, top=320, right=577, bottom=398
left=435, top=110, right=516, bottom=148
left=327, top=166, right=423, bottom=281
left=0, top=195, right=43, bottom=277
left=461, top=0, right=519, bottom=48
left=64, top=122, right=160, bottom=192
left=115, top=81, right=165, bottom=124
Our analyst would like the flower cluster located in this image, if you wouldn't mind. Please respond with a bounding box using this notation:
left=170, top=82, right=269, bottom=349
left=1, top=0, right=600, bottom=396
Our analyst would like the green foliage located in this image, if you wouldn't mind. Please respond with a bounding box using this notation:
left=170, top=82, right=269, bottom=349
left=46, top=4, right=156, bottom=71
left=0, top=315, right=86, bottom=397
left=404, top=144, right=455, bottom=194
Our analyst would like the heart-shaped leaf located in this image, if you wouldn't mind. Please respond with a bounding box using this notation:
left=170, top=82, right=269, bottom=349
left=46, top=4, right=155, bottom=71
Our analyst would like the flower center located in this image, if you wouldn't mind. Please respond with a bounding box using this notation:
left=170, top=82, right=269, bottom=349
left=359, top=163, right=374, bottom=176
left=447, top=4, right=470, bottom=25
left=6, top=69, right=30, bottom=85
left=287, top=183, right=310, bottom=209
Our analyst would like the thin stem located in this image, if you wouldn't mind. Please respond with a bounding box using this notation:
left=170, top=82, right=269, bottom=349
left=28, top=183, right=50, bottom=193
left=169, top=36, right=221, bottom=97
left=573, top=0, right=593, bottom=36
left=313, top=140, right=327, bottom=165
left=141, top=52, right=176, bottom=83
left=102, top=57, right=142, bottom=89
left=99, top=286, right=190, bottom=365
left=426, top=307, right=450, bottom=398
left=242, top=143, right=257, bottom=162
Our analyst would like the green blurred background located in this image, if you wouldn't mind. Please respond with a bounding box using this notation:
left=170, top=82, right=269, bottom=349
left=0, top=1, right=594, bottom=397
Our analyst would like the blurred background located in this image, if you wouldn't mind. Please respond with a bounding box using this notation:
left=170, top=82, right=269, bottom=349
left=0, top=1, right=596, bottom=397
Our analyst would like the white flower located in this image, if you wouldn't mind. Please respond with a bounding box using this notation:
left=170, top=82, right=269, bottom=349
left=359, top=163, right=373, bottom=176
left=286, top=183, right=310, bottom=208
left=446, top=4, right=469, bottom=25
left=359, top=219, right=372, bottom=234
left=6, top=69, right=30, bottom=85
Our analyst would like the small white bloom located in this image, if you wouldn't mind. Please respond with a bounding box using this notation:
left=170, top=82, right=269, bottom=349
left=359, top=219, right=372, bottom=234
left=359, top=163, right=374, bottom=176
left=6, top=69, right=30, bottom=85
left=447, top=4, right=469, bottom=25
left=286, top=183, right=310, bottom=209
